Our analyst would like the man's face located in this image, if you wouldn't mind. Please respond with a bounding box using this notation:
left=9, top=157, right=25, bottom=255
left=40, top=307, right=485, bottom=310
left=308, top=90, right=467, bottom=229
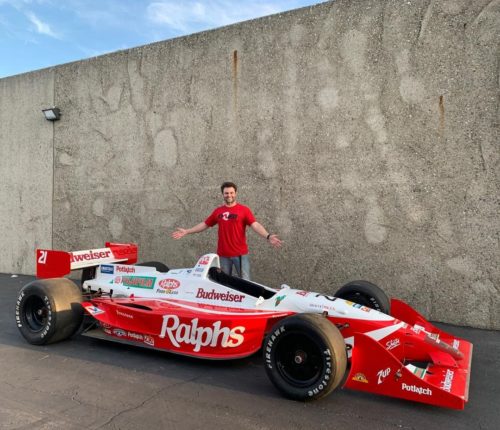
left=222, top=187, right=237, bottom=206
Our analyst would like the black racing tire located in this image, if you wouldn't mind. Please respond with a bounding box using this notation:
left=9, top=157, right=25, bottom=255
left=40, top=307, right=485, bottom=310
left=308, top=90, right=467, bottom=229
left=136, top=261, right=169, bottom=273
left=264, top=313, right=347, bottom=401
left=16, top=278, right=84, bottom=345
left=334, top=280, right=390, bottom=314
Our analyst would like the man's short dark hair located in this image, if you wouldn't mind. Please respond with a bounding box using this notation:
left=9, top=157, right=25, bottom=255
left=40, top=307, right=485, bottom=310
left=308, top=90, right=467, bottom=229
left=221, top=181, right=237, bottom=193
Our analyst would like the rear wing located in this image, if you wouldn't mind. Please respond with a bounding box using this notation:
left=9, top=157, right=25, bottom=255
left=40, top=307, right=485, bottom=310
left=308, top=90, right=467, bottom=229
left=36, top=242, right=138, bottom=278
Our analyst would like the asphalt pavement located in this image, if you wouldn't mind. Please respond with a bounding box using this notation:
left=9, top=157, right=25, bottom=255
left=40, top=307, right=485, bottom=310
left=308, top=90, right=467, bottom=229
left=1, top=273, right=498, bottom=430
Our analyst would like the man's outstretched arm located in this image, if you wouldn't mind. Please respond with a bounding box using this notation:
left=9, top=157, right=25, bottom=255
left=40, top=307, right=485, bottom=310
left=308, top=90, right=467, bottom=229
left=250, top=222, right=282, bottom=248
left=172, top=222, right=209, bottom=239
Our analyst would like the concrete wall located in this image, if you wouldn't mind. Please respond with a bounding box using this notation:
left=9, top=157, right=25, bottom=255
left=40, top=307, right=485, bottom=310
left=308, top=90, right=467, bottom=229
left=0, top=0, right=498, bottom=329
left=0, top=70, right=54, bottom=274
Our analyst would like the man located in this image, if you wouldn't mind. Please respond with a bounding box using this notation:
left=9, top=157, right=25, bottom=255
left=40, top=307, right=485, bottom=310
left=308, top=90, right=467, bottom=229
left=171, top=181, right=282, bottom=280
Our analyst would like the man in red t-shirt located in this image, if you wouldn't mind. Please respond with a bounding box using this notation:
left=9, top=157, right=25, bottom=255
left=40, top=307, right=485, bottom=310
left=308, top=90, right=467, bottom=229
left=172, top=181, right=282, bottom=280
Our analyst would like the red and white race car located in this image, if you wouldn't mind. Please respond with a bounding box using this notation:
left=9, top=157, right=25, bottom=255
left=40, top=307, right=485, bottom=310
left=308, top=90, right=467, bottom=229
left=16, top=243, right=472, bottom=409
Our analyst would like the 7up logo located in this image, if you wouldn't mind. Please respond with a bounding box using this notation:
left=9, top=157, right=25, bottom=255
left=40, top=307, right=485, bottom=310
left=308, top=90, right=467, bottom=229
left=377, top=367, right=391, bottom=384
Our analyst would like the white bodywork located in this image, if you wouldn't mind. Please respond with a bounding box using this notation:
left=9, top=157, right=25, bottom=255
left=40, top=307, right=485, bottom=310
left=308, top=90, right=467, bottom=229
left=84, top=253, right=394, bottom=322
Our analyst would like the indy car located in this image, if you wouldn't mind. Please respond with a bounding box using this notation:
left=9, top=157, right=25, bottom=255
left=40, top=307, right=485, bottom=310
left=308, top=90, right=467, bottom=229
left=16, top=243, right=472, bottom=409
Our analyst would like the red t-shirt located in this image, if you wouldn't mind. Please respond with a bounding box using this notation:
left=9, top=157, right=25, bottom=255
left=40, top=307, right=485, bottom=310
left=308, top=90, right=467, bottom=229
left=204, top=204, right=256, bottom=257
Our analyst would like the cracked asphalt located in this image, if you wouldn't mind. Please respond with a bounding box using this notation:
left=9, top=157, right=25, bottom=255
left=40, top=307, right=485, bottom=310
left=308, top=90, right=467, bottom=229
left=1, top=273, right=499, bottom=430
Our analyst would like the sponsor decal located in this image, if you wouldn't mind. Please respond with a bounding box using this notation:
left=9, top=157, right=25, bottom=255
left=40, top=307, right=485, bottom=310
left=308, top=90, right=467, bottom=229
left=116, top=310, right=133, bottom=319
left=116, top=265, right=135, bottom=274
left=428, top=332, right=440, bottom=341
left=158, top=278, right=180, bottom=290
left=275, top=295, right=286, bottom=306
left=452, top=339, right=460, bottom=349
left=196, top=288, right=244, bottom=302
left=144, top=335, right=155, bottom=346
left=315, top=293, right=337, bottom=302
left=195, top=268, right=205, bottom=273
left=352, top=373, right=369, bottom=383
left=440, top=369, right=454, bottom=392
left=351, top=303, right=370, bottom=312
left=85, top=305, right=105, bottom=316
left=159, top=315, right=245, bottom=352
left=127, top=331, right=143, bottom=341
left=309, top=303, right=337, bottom=312
left=101, top=265, right=114, bottom=274
left=155, top=288, right=179, bottom=295
left=113, top=329, right=126, bottom=337
left=411, top=324, right=425, bottom=334
left=295, top=290, right=310, bottom=297
left=377, top=367, right=391, bottom=384
left=198, top=256, right=210, bottom=265
left=111, top=245, right=136, bottom=257
left=70, top=250, right=111, bottom=263
left=386, top=338, right=400, bottom=351
left=401, top=383, right=432, bottom=396
left=120, top=276, right=156, bottom=289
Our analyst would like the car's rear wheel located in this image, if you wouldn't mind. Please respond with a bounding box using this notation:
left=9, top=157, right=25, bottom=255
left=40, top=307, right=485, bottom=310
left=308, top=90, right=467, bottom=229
left=334, top=280, right=390, bottom=314
left=264, top=313, right=347, bottom=401
left=16, top=278, right=83, bottom=345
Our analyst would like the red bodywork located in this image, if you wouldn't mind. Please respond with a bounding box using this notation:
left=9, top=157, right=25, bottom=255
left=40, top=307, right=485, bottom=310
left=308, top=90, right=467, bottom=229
left=83, top=298, right=293, bottom=359
left=81, top=296, right=472, bottom=409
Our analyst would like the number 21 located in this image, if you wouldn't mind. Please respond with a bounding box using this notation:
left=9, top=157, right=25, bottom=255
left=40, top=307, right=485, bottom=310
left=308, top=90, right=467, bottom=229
left=38, top=250, right=48, bottom=264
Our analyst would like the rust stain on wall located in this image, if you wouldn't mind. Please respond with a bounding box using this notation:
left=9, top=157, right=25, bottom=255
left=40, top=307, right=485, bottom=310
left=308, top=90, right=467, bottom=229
left=232, top=50, right=238, bottom=112
left=439, top=95, right=445, bottom=135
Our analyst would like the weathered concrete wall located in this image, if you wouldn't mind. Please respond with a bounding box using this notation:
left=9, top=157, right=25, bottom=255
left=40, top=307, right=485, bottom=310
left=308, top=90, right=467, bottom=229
left=0, top=0, right=499, bottom=328
left=0, top=70, right=54, bottom=274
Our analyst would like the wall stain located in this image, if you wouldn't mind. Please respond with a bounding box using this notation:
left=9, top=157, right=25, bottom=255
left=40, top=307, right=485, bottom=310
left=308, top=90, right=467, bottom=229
left=439, top=95, right=445, bottom=135
left=232, top=50, right=238, bottom=112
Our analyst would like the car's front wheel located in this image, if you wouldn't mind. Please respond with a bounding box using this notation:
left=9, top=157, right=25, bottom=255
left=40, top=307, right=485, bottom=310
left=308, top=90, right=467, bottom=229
left=334, top=280, right=390, bottom=314
left=264, top=313, right=347, bottom=401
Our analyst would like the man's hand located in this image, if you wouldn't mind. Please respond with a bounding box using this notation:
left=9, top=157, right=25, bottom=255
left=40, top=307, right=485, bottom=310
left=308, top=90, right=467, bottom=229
left=250, top=222, right=283, bottom=249
left=268, top=234, right=282, bottom=248
left=171, top=222, right=209, bottom=239
left=171, top=228, right=188, bottom=240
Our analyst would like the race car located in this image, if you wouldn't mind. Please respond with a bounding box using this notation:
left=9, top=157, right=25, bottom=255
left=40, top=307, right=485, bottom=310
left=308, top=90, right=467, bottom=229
left=15, top=242, right=472, bottom=409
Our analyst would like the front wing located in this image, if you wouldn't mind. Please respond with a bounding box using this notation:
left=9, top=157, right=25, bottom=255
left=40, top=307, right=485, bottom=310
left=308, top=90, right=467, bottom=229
left=344, top=299, right=473, bottom=409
